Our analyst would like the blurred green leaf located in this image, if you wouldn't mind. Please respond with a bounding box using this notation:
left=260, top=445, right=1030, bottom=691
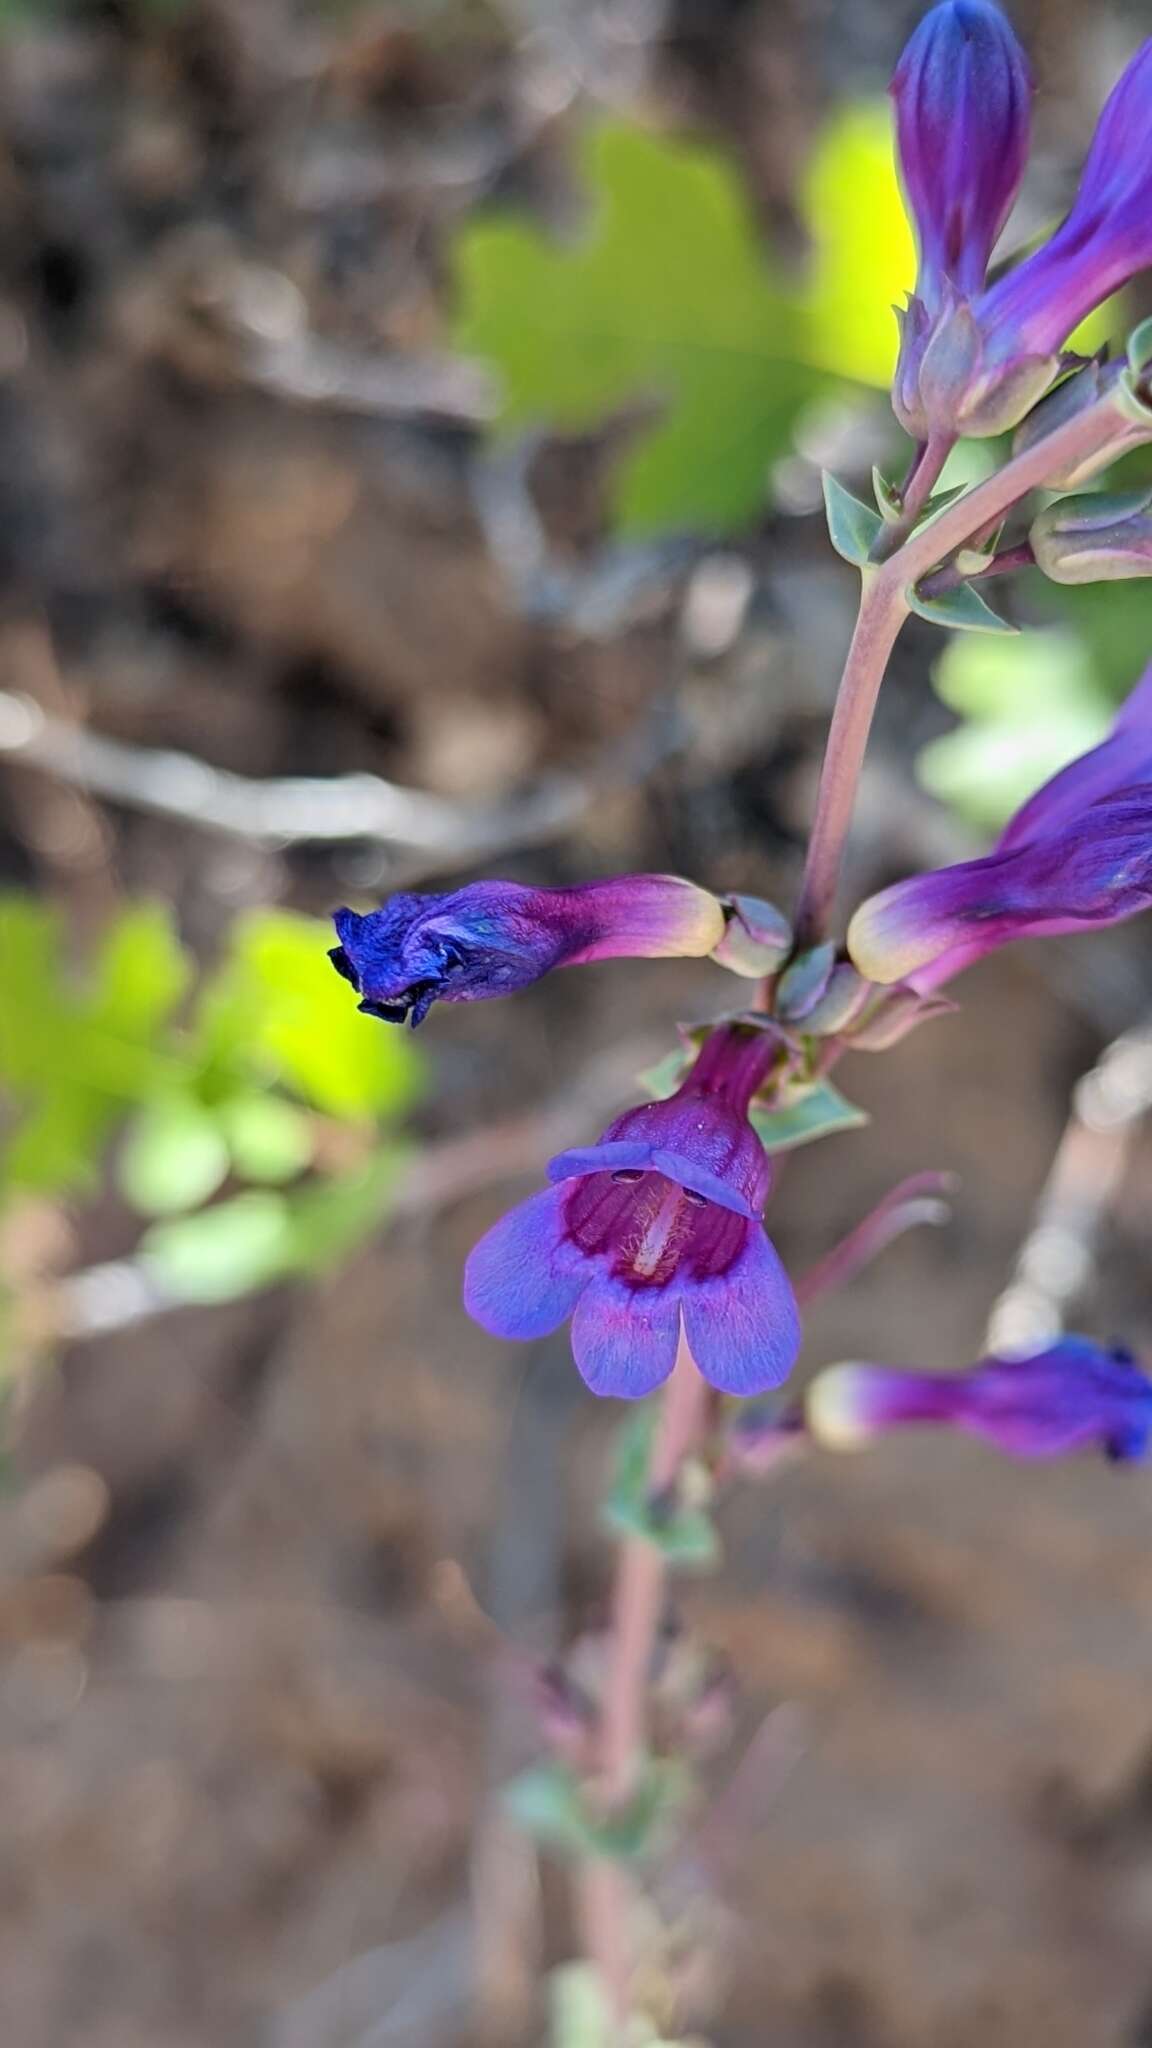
left=917, top=628, right=1111, bottom=831
left=794, top=104, right=915, bottom=386
left=139, top=1153, right=402, bottom=1305
left=141, top=1191, right=299, bottom=1303
left=197, top=909, right=421, bottom=1120
left=119, top=1097, right=230, bottom=1217
left=0, top=897, right=190, bottom=1198
left=453, top=119, right=819, bottom=534
left=218, top=1093, right=313, bottom=1184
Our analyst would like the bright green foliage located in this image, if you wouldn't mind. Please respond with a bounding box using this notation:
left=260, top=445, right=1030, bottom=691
left=0, top=898, right=189, bottom=1195
left=195, top=909, right=421, bottom=1121
left=0, top=897, right=422, bottom=1308
left=454, top=121, right=815, bottom=533
left=917, top=629, right=1112, bottom=831
left=452, top=110, right=919, bottom=535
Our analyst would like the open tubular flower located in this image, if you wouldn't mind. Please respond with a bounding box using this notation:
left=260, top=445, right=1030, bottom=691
left=892, top=12, right=1152, bottom=438
left=330, top=874, right=725, bottom=1026
left=847, top=660, right=1152, bottom=989
left=807, top=1339, right=1152, bottom=1463
left=464, top=1026, right=801, bottom=1400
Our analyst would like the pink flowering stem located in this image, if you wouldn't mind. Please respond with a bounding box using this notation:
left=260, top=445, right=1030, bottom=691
left=793, top=1171, right=955, bottom=1308
left=577, top=1336, right=710, bottom=2035
left=793, top=377, right=1143, bottom=947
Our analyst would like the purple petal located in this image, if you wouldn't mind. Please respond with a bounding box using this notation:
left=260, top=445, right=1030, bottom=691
left=559, top=875, right=725, bottom=964
left=892, top=0, right=1032, bottom=306
left=569, top=1278, right=682, bottom=1400
left=847, top=788, right=1152, bottom=986
left=998, top=659, right=1152, bottom=853
left=547, top=1141, right=759, bottom=1219
left=464, top=1187, right=585, bottom=1340
left=976, top=39, right=1152, bottom=357
left=680, top=1227, right=801, bottom=1396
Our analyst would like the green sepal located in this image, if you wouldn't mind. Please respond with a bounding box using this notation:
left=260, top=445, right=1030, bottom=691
left=603, top=1409, right=720, bottom=1568
left=872, top=467, right=903, bottom=523
left=823, top=471, right=883, bottom=566
left=637, top=1045, right=696, bottom=1102
left=775, top=941, right=837, bottom=1022
left=749, top=1078, right=868, bottom=1153
left=506, top=1757, right=689, bottom=1865
left=906, top=579, right=1017, bottom=634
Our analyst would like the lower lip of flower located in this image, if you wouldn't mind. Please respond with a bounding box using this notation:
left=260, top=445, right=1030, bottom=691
left=564, top=1168, right=746, bottom=1289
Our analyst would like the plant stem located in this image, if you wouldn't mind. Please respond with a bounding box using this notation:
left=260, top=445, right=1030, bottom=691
left=793, top=383, right=1138, bottom=949
left=792, top=573, right=909, bottom=947
left=578, top=1339, right=710, bottom=2041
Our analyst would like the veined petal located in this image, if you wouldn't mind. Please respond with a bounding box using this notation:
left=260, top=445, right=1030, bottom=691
left=680, top=1227, right=801, bottom=1396
left=847, top=788, right=1152, bottom=985
left=570, top=1277, right=682, bottom=1400
left=892, top=2, right=1032, bottom=307
left=464, top=1187, right=585, bottom=1340
left=560, top=875, right=726, bottom=963
left=975, top=39, right=1152, bottom=359
left=547, top=1142, right=759, bottom=1219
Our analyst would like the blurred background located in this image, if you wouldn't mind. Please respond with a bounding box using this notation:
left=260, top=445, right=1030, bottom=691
left=1, top=2, right=1152, bottom=2043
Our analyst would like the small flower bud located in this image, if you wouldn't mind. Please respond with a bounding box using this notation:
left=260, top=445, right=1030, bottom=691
left=711, top=895, right=793, bottom=979
left=1031, top=488, right=1152, bottom=584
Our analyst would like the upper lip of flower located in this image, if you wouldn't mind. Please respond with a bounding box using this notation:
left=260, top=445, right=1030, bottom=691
left=328, top=925, right=463, bottom=1026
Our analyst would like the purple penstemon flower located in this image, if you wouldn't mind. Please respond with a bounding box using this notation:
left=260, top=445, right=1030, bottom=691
left=330, top=874, right=726, bottom=1026
left=806, top=1339, right=1152, bottom=1464
left=847, top=661, right=1152, bottom=990
left=464, top=1026, right=801, bottom=1400
left=891, top=7, right=1152, bottom=438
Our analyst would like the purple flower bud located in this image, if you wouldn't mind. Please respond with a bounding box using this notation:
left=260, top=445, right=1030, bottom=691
left=890, top=1, right=1033, bottom=437
left=464, top=1026, right=801, bottom=1401
left=1030, top=487, right=1152, bottom=583
left=892, top=2, right=1032, bottom=309
left=976, top=40, right=1152, bottom=367
left=847, top=660, right=1152, bottom=988
left=330, top=874, right=725, bottom=1026
left=807, top=1339, right=1152, bottom=1464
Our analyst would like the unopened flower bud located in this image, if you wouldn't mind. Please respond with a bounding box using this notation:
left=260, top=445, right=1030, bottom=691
left=1011, top=358, right=1147, bottom=489
left=1031, top=488, right=1152, bottom=584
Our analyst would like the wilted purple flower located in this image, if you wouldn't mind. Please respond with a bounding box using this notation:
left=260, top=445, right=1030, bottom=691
left=847, top=660, right=1152, bottom=988
left=330, top=874, right=725, bottom=1026
left=891, top=14, right=1152, bottom=438
left=464, top=1026, right=801, bottom=1400
left=807, top=1339, right=1152, bottom=1463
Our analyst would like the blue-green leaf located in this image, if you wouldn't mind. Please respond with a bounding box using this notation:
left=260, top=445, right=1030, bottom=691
left=749, top=1080, right=868, bottom=1153
left=823, top=472, right=883, bottom=567
left=906, top=579, right=1017, bottom=634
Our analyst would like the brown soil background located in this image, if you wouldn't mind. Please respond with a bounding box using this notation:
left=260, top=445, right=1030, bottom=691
left=1, top=4, right=1151, bottom=2044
